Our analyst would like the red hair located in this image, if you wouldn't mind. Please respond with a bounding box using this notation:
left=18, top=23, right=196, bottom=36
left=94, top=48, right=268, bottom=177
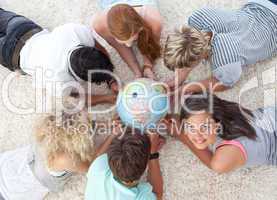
left=107, top=4, right=161, bottom=63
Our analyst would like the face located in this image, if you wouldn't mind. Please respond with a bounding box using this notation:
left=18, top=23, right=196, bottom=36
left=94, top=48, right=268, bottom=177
left=185, top=112, right=219, bottom=150
left=115, top=32, right=139, bottom=47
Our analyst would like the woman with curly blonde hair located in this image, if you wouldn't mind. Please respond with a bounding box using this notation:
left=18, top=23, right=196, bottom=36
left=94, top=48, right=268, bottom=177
left=93, top=1, right=162, bottom=79
left=164, top=1, right=277, bottom=92
left=0, top=110, right=96, bottom=200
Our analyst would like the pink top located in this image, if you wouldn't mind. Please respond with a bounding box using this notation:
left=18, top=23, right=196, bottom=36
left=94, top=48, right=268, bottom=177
left=216, top=140, right=248, bottom=160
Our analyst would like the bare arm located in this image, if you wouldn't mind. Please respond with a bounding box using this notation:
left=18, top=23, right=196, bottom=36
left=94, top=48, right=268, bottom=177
left=177, top=134, right=245, bottom=173
left=147, top=133, right=164, bottom=199
left=87, top=94, right=116, bottom=106
left=94, top=119, right=122, bottom=157
left=142, top=7, right=163, bottom=79
left=107, top=38, right=142, bottom=77
left=166, top=68, right=193, bottom=88
left=181, top=76, right=230, bottom=94
left=94, top=134, right=117, bottom=157
left=148, top=159, right=163, bottom=200
left=95, top=40, right=110, bottom=58
left=163, top=117, right=244, bottom=173
left=211, top=145, right=246, bottom=173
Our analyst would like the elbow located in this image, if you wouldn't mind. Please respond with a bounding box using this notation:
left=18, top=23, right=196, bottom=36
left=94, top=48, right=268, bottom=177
left=154, top=181, right=164, bottom=200
left=210, top=161, right=230, bottom=174
left=156, top=191, right=163, bottom=200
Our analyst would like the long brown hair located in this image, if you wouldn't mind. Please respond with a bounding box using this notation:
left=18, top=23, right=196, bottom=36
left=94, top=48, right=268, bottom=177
left=107, top=4, right=161, bottom=63
left=180, top=94, right=257, bottom=140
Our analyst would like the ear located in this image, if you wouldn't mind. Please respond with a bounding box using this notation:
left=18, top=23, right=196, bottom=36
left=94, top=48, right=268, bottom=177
left=214, top=122, right=222, bottom=135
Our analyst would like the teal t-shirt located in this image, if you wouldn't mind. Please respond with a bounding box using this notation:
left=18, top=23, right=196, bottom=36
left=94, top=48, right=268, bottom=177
left=85, top=154, right=157, bottom=200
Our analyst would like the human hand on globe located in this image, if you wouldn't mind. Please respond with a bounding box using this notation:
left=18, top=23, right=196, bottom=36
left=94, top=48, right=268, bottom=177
left=111, top=116, right=124, bottom=138
left=143, top=67, right=156, bottom=80
left=162, top=114, right=183, bottom=139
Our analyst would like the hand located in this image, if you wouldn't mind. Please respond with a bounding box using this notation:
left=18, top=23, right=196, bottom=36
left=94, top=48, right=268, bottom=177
left=161, top=114, right=183, bottom=139
left=111, top=116, right=124, bottom=137
left=134, top=71, right=143, bottom=79
left=106, top=94, right=117, bottom=104
left=165, top=68, right=191, bottom=88
left=147, top=131, right=166, bottom=153
left=143, top=66, right=156, bottom=80
left=110, top=81, right=119, bottom=94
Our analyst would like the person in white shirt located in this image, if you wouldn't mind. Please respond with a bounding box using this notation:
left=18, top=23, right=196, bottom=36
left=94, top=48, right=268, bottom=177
left=0, top=8, right=118, bottom=110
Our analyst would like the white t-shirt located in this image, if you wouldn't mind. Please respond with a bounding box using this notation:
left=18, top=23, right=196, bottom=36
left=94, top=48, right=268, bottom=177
left=20, top=23, right=95, bottom=95
left=0, top=146, right=49, bottom=200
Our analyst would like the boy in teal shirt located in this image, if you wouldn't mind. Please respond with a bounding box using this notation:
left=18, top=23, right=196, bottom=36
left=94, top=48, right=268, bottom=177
left=85, top=128, right=164, bottom=200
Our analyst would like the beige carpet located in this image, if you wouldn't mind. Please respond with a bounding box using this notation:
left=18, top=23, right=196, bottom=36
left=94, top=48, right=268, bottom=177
left=1, top=0, right=277, bottom=199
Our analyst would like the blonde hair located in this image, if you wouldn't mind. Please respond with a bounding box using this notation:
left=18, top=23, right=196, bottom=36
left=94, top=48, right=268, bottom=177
left=107, top=4, right=161, bottom=63
left=35, top=110, right=95, bottom=167
left=163, top=26, right=211, bottom=70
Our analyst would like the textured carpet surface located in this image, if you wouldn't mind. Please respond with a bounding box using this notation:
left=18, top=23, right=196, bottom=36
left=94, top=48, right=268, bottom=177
left=0, top=0, right=277, bottom=199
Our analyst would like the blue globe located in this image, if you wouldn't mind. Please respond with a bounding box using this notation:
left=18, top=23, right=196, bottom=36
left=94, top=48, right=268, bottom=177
left=116, top=78, right=169, bottom=131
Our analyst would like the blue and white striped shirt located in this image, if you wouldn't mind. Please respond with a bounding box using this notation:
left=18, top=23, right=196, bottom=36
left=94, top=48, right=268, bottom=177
left=188, top=0, right=277, bottom=86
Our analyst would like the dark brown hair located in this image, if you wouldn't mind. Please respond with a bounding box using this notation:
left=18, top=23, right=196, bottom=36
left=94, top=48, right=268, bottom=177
left=180, top=94, right=256, bottom=140
left=107, top=128, right=150, bottom=182
left=107, top=4, right=161, bottom=63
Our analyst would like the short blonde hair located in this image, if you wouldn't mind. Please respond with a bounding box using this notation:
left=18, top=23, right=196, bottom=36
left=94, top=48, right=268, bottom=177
left=163, top=26, right=211, bottom=70
left=35, top=110, right=95, bottom=167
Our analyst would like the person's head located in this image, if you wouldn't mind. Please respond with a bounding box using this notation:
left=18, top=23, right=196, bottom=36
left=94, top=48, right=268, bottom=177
left=107, top=128, right=150, bottom=186
left=70, top=46, right=115, bottom=84
left=164, top=26, right=211, bottom=70
left=107, top=4, right=161, bottom=63
left=35, top=110, right=95, bottom=167
left=180, top=94, right=256, bottom=150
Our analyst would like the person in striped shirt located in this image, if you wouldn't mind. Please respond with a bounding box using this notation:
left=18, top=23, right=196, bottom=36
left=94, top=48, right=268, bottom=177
left=163, top=0, right=277, bottom=93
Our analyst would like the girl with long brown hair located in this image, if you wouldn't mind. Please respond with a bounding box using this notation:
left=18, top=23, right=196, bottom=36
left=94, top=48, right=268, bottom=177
left=93, top=1, right=162, bottom=79
left=164, top=94, right=277, bottom=173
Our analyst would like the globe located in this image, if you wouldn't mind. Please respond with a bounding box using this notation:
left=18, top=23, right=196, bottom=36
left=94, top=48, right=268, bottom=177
left=116, top=78, right=169, bottom=131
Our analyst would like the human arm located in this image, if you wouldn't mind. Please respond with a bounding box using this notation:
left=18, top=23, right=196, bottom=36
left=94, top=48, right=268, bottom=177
left=94, top=118, right=122, bottom=157
left=179, top=76, right=229, bottom=95
left=166, top=68, right=193, bottom=88
left=95, top=40, right=110, bottom=58
left=163, top=116, right=245, bottom=173
left=177, top=134, right=245, bottom=173
left=86, top=94, right=117, bottom=106
left=142, top=8, right=163, bottom=79
left=94, top=134, right=118, bottom=157
left=147, top=133, right=164, bottom=200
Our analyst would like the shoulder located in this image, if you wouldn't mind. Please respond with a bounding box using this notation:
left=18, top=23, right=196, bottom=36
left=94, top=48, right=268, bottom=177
left=211, top=33, right=241, bottom=69
left=87, top=154, right=110, bottom=178
left=211, top=140, right=246, bottom=173
left=54, top=23, right=90, bottom=33
left=144, top=7, right=163, bottom=33
left=188, top=7, right=215, bottom=29
left=52, top=23, right=94, bottom=44
left=92, top=12, right=110, bottom=38
left=136, top=182, right=157, bottom=200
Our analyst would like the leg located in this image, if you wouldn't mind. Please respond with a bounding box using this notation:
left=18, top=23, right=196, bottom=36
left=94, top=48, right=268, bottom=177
left=268, top=0, right=277, bottom=4
left=0, top=192, right=5, bottom=200
left=0, top=8, right=20, bottom=65
left=0, top=8, right=42, bottom=70
left=0, top=8, right=20, bottom=35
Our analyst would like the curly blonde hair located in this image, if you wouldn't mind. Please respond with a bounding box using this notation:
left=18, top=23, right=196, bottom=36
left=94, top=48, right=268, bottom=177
left=163, top=26, right=211, bottom=70
left=35, top=110, right=95, bottom=167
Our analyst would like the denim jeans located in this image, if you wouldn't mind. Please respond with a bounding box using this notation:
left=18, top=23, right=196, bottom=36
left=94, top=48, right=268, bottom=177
left=0, top=8, right=42, bottom=70
left=269, top=0, right=277, bottom=4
